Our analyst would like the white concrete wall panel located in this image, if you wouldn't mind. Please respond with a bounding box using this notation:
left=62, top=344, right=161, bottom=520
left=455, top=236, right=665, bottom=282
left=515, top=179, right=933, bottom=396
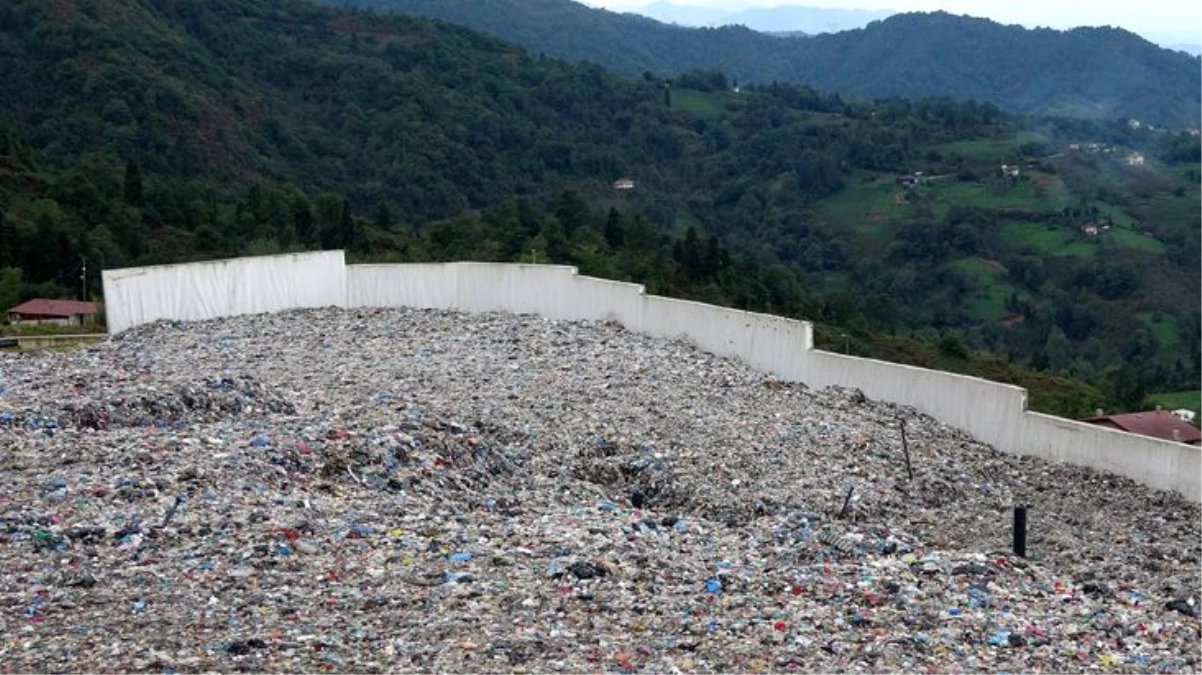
left=1021, top=413, right=1201, bottom=501
left=640, top=296, right=813, bottom=381
left=806, top=351, right=1029, bottom=453
left=101, top=251, right=344, bottom=333
left=1177, top=439, right=1202, bottom=502
left=102, top=261, right=229, bottom=334
left=346, top=263, right=458, bottom=309
left=452, top=264, right=578, bottom=318
left=568, top=275, right=646, bottom=327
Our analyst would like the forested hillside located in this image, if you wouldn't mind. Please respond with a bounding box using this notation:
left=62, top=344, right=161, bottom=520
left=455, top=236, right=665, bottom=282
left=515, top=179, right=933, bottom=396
left=0, top=0, right=1010, bottom=261
left=327, top=0, right=1202, bottom=127
left=0, top=0, right=1197, bottom=419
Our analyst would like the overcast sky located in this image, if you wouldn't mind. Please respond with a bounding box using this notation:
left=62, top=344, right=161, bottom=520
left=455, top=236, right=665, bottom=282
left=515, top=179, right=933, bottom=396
left=580, top=0, right=1202, bottom=44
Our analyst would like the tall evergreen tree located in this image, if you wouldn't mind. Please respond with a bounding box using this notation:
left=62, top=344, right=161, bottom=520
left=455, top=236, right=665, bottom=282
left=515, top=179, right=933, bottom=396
left=675, top=226, right=702, bottom=281
left=488, top=197, right=525, bottom=259
left=292, top=194, right=316, bottom=248
left=604, top=208, right=625, bottom=249
left=0, top=266, right=21, bottom=314
left=123, top=160, right=143, bottom=207
left=374, top=201, right=395, bottom=232
left=313, top=193, right=343, bottom=249
left=554, top=189, right=589, bottom=234
left=266, top=189, right=294, bottom=246
left=340, top=199, right=359, bottom=252
left=540, top=217, right=570, bottom=262
left=0, top=209, right=10, bottom=268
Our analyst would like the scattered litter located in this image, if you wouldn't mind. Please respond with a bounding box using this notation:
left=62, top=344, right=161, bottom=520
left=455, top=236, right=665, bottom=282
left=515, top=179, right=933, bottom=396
left=0, top=306, right=1197, bottom=672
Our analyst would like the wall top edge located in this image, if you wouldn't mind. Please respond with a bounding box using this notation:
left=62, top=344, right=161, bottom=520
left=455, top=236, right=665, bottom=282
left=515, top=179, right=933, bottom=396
left=345, top=262, right=808, bottom=329
left=639, top=291, right=810, bottom=327
left=812, top=348, right=1029, bottom=396
left=571, top=273, right=643, bottom=286
left=347, top=261, right=582, bottom=274
left=104, top=250, right=346, bottom=277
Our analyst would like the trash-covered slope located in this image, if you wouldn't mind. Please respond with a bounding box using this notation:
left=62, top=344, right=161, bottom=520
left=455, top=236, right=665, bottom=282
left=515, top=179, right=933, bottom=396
left=0, top=307, right=1198, bottom=672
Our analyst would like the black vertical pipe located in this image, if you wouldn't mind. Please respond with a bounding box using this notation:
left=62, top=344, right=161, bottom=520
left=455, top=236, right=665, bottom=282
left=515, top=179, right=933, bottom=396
left=1013, top=506, right=1028, bottom=558
left=839, top=485, right=854, bottom=519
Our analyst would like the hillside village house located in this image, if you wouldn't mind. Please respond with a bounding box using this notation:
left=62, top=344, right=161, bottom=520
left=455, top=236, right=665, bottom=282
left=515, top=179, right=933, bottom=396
left=1083, top=410, right=1201, bottom=445
left=612, top=178, right=635, bottom=190
left=8, top=299, right=98, bottom=326
left=1127, top=152, right=1145, bottom=166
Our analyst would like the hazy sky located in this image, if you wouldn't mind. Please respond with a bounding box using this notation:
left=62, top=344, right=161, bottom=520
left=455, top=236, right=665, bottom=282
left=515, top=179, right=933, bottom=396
left=580, top=0, right=1202, bottom=44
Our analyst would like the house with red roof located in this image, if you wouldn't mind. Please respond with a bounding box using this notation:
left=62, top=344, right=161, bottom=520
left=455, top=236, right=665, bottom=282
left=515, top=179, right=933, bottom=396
left=7, top=299, right=98, bottom=326
left=1083, top=410, right=1201, bottom=445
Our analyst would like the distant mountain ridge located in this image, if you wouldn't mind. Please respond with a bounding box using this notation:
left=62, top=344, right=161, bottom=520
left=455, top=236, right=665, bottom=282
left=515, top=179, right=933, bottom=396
left=327, top=0, right=1201, bottom=127
left=639, top=1, right=893, bottom=34
left=637, top=0, right=730, bottom=26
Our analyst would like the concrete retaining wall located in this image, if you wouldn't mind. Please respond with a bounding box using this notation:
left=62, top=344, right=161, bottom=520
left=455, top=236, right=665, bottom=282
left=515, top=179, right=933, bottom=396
left=1020, top=412, right=1202, bottom=499
left=807, top=350, right=1028, bottom=455
left=102, top=251, right=345, bottom=334
left=348, top=264, right=816, bottom=378
left=102, top=254, right=1201, bottom=501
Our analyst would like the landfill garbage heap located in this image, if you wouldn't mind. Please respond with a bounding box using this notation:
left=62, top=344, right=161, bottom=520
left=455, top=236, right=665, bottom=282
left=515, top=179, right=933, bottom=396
left=0, top=307, right=1198, bottom=673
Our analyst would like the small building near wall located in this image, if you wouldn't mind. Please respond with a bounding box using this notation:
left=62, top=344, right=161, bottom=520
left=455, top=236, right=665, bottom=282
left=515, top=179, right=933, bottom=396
left=1083, top=410, right=1201, bottom=445
left=7, top=299, right=98, bottom=326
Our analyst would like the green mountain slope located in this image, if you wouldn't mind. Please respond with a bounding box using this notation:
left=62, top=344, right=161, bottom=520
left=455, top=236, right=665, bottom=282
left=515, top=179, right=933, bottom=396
left=0, top=0, right=1196, bottom=418
left=327, top=0, right=1202, bottom=127
left=0, top=0, right=663, bottom=221
left=0, top=0, right=1013, bottom=229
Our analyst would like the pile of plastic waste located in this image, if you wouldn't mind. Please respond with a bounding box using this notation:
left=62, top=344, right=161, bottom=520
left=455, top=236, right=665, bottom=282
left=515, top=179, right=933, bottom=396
left=0, top=307, right=1196, bottom=672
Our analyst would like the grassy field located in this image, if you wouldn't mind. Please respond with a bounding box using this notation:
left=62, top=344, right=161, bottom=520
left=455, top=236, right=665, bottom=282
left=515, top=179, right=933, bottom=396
left=948, top=257, right=1019, bottom=322
left=817, top=167, right=1082, bottom=235
left=1106, top=226, right=1168, bottom=254
left=813, top=176, right=903, bottom=236
left=1, top=321, right=107, bottom=336
left=673, top=89, right=744, bottom=121
left=929, top=131, right=1048, bottom=162
left=1163, top=162, right=1202, bottom=182
left=1138, top=193, right=1202, bottom=228
left=1147, top=390, right=1201, bottom=412
left=932, top=173, right=1071, bottom=213
left=1138, top=312, right=1181, bottom=350
left=1005, top=221, right=1096, bottom=257
left=1092, top=201, right=1138, bottom=229
left=798, top=111, right=853, bottom=127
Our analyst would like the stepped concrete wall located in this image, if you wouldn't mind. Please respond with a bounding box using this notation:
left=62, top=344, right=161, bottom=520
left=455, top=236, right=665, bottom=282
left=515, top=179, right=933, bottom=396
left=102, top=254, right=1202, bottom=501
